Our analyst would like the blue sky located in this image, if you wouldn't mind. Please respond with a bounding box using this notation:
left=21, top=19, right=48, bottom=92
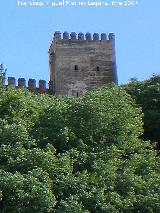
left=0, top=0, right=160, bottom=85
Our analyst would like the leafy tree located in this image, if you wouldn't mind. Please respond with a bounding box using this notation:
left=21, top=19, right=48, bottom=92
left=0, top=169, right=56, bottom=213
left=32, top=96, right=75, bottom=151
left=0, top=87, right=52, bottom=128
left=123, top=75, right=160, bottom=148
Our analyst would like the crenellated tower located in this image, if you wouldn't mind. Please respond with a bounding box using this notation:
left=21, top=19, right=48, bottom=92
left=49, top=31, right=118, bottom=96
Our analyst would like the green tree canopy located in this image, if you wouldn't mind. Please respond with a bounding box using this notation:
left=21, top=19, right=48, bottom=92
left=0, top=85, right=159, bottom=212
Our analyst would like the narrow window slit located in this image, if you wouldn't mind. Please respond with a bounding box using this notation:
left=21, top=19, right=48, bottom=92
left=75, top=65, right=78, bottom=71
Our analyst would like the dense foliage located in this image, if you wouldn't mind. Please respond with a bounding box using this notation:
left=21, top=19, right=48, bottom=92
left=0, top=83, right=159, bottom=212
left=123, top=75, right=160, bottom=148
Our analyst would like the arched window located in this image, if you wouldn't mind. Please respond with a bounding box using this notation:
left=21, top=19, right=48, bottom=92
left=96, top=66, right=100, bottom=71
left=74, top=65, right=78, bottom=71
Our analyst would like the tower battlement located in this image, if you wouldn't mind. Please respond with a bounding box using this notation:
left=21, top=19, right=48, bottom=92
left=53, top=31, right=114, bottom=40
left=49, top=31, right=115, bottom=51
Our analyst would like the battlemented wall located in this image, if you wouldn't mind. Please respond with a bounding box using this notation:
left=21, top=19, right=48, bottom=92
left=49, top=31, right=118, bottom=96
left=6, top=77, right=53, bottom=94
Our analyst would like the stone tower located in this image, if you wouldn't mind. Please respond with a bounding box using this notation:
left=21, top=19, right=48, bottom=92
left=49, top=31, right=118, bottom=96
